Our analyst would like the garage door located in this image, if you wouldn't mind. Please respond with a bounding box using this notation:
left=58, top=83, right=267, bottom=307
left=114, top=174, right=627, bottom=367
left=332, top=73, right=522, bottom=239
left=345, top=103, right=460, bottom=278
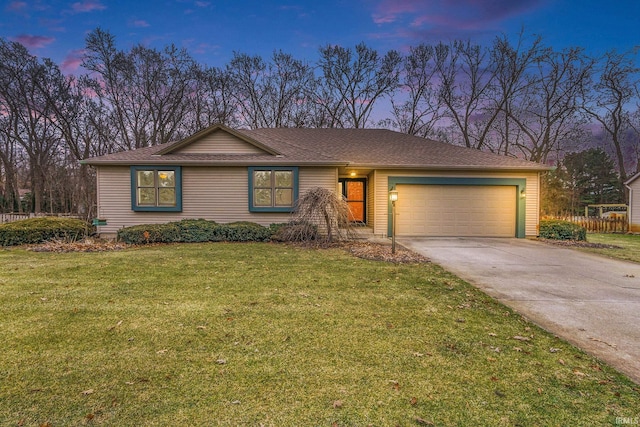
left=395, top=185, right=517, bottom=237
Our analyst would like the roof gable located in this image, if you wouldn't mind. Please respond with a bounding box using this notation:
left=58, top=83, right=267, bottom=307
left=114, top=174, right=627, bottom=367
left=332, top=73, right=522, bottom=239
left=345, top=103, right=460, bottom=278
left=156, top=124, right=281, bottom=156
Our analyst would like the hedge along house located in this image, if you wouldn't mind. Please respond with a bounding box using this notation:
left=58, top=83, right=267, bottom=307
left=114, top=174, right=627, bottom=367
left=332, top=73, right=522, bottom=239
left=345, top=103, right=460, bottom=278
left=81, top=124, right=550, bottom=239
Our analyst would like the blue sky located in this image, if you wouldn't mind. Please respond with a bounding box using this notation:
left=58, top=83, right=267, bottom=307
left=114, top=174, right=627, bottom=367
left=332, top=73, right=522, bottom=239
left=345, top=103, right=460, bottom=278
left=1, top=0, right=639, bottom=73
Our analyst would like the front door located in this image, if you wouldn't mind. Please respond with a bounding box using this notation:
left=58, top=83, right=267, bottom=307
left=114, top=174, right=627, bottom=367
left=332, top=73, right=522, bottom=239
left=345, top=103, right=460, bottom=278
left=340, top=179, right=366, bottom=223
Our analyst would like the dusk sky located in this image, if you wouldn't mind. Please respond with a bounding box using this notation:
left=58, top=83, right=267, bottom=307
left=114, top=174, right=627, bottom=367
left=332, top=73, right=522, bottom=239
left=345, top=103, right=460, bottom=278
left=1, top=0, right=639, bottom=74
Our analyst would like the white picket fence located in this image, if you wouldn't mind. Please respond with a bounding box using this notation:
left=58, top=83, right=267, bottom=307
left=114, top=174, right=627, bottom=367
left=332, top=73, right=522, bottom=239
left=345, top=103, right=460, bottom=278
left=0, top=213, right=80, bottom=223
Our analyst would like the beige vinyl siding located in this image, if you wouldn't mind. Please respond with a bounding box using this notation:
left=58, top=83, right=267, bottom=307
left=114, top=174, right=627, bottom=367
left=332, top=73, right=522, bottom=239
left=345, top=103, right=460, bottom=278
left=629, top=178, right=640, bottom=232
left=173, top=130, right=266, bottom=154
left=95, top=165, right=337, bottom=236
left=366, top=171, right=375, bottom=227
left=526, top=172, right=540, bottom=236
left=372, top=170, right=540, bottom=237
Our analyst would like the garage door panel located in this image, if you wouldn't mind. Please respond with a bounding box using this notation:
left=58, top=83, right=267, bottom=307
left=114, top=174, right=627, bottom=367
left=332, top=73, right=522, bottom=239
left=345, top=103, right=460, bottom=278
left=396, top=185, right=516, bottom=237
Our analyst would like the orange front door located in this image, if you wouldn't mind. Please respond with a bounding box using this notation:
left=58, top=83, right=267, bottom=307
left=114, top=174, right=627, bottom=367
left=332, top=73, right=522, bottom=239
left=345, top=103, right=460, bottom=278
left=345, top=180, right=365, bottom=222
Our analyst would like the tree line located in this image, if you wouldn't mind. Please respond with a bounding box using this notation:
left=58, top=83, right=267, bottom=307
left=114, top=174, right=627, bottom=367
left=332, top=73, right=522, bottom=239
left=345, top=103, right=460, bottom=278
left=1, top=28, right=638, bottom=217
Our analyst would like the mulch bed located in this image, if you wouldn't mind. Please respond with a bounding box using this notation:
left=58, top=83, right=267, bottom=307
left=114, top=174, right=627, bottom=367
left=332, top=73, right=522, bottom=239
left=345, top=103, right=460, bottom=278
left=340, top=241, right=430, bottom=263
left=23, top=239, right=430, bottom=263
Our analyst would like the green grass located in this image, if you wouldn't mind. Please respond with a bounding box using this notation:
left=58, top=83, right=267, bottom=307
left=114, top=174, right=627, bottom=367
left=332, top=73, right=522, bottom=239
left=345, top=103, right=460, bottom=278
left=585, top=233, right=640, bottom=263
left=0, top=242, right=638, bottom=426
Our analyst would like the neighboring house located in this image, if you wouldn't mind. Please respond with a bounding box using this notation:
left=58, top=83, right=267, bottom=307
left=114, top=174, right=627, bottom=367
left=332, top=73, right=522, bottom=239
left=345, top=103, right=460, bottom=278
left=625, top=173, right=640, bottom=232
left=81, top=124, right=550, bottom=239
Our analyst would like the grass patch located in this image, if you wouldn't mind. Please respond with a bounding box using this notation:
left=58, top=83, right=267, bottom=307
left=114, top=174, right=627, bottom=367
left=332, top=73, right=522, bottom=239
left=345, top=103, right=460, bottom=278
left=0, top=243, right=638, bottom=425
left=585, top=233, right=640, bottom=263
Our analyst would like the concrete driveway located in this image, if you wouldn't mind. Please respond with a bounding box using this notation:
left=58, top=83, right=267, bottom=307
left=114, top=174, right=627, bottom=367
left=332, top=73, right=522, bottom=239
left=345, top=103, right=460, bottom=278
left=399, top=237, right=640, bottom=384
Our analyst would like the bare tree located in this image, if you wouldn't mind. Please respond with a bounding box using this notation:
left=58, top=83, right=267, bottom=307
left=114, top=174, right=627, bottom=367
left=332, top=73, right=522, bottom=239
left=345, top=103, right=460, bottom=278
left=38, top=74, right=107, bottom=217
left=627, top=107, right=640, bottom=175
left=189, top=65, right=238, bottom=131
left=316, top=43, right=401, bottom=128
left=0, top=116, right=22, bottom=212
left=437, top=35, right=541, bottom=152
left=83, top=28, right=196, bottom=150
left=228, top=50, right=314, bottom=128
left=389, top=44, right=444, bottom=137
left=268, top=51, right=315, bottom=127
left=507, top=46, right=594, bottom=163
left=581, top=49, right=639, bottom=183
left=491, top=33, right=542, bottom=156
left=83, top=28, right=134, bottom=150
left=0, top=39, right=64, bottom=212
left=435, top=40, right=497, bottom=149
left=134, top=44, right=195, bottom=144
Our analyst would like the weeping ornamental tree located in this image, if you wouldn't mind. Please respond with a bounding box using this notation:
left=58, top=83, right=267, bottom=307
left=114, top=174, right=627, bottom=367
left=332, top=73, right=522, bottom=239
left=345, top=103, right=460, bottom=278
left=282, top=187, right=354, bottom=244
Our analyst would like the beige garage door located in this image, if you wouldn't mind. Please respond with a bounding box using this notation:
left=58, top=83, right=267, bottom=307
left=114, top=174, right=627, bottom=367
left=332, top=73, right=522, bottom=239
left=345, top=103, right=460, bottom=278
left=395, top=185, right=517, bottom=237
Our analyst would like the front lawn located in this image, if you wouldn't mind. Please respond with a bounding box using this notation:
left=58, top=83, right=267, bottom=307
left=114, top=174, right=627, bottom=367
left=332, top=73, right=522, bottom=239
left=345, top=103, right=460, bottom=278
left=585, top=233, right=640, bottom=263
left=0, top=243, right=638, bottom=425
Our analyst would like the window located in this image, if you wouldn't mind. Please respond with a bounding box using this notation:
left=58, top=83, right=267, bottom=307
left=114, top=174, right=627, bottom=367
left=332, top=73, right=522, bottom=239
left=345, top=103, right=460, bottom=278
left=130, top=166, right=182, bottom=212
left=248, top=167, right=298, bottom=212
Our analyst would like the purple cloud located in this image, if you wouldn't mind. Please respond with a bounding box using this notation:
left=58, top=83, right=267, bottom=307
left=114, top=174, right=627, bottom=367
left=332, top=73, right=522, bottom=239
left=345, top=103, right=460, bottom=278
left=182, top=38, right=220, bottom=55
left=372, top=0, right=424, bottom=24
left=193, top=42, right=220, bottom=55
left=373, top=0, right=542, bottom=30
left=6, top=1, right=27, bottom=12
left=71, top=1, right=106, bottom=13
left=13, top=34, right=55, bottom=49
left=131, top=19, right=150, bottom=28
left=61, top=49, right=86, bottom=74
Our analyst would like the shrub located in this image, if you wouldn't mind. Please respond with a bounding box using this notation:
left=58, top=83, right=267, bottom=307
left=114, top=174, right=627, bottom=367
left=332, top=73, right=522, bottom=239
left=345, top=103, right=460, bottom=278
left=175, top=219, right=219, bottom=242
left=117, top=219, right=272, bottom=244
left=268, top=222, right=289, bottom=236
left=221, top=221, right=272, bottom=242
left=0, top=217, right=88, bottom=246
left=539, top=219, right=587, bottom=241
left=271, top=221, right=319, bottom=242
left=116, top=222, right=182, bottom=244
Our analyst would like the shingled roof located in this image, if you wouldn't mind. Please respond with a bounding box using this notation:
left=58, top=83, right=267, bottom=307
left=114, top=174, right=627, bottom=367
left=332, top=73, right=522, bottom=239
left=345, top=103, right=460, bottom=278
left=82, top=125, right=549, bottom=171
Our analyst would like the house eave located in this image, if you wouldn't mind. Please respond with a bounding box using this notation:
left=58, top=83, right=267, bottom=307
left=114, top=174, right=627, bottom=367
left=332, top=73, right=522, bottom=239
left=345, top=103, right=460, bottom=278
left=81, top=159, right=551, bottom=171
left=81, top=159, right=348, bottom=167
left=346, top=163, right=553, bottom=172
